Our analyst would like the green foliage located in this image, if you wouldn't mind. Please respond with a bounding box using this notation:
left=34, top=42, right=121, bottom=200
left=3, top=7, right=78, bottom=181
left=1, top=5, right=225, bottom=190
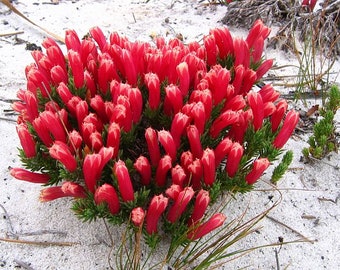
left=304, top=85, right=340, bottom=159
left=271, top=150, right=293, bottom=184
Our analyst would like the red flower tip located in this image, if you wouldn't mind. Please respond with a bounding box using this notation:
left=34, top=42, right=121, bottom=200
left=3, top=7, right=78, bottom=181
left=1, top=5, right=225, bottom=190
left=146, top=194, right=169, bottom=234
left=245, top=158, right=270, bottom=185
left=95, top=183, right=120, bottom=215
left=131, top=207, right=145, bottom=227
left=273, top=110, right=299, bottom=149
left=113, top=160, right=135, bottom=202
left=10, top=168, right=50, bottom=184
left=188, top=213, right=226, bottom=240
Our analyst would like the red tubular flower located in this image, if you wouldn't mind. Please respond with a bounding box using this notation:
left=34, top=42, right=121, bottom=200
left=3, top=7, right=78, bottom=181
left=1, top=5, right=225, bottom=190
left=40, top=110, right=67, bottom=142
left=245, top=158, right=270, bottom=185
left=171, top=165, right=187, bottom=187
left=181, top=151, right=194, bottom=172
left=201, top=148, right=216, bottom=186
left=40, top=182, right=86, bottom=202
left=61, top=181, right=87, bottom=198
left=247, top=91, right=264, bottom=131
left=17, top=123, right=36, bottom=158
left=84, top=70, right=97, bottom=97
left=57, top=82, right=73, bottom=105
left=232, top=65, right=244, bottom=95
left=50, top=65, right=68, bottom=85
left=158, top=130, right=177, bottom=161
left=144, top=72, right=160, bottom=110
left=46, top=46, right=66, bottom=72
left=188, top=189, right=210, bottom=226
left=68, top=130, right=82, bottom=153
left=128, top=87, right=143, bottom=123
left=206, top=65, right=230, bottom=105
left=259, top=84, right=280, bottom=103
left=26, top=68, right=51, bottom=98
left=39, top=186, right=66, bottom=202
left=10, top=168, right=50, bottom=184
left=32, top=117, right=53, bottom=146
left=301, top=0, right=317, bottom=11
left=164, top=84, right=183, bottom=115
left=49, top=141, right=77, bottom=172
left=65, top=29, right=81, bottom=53
left=240, top=68, right=257, bottom=95
left=106, top=122, right=120, bottom=158
left=83, top=153, right=102, bottom=193
left=89, top=26, right=107, bottom=51
left=188, top=159, right=203, bottom=190
left=223, top=94, right=246, bottom=112
left=113, top=160, right=135, bottom=202
left=190, top=102, right=207, bottom=135
left=95, top=184, right=120, bottom=215
left=89, top=131, right=104, bottom=152
left=187, top=125, right=203, bottom=159
left=171, top=112, right=190, bottom=148
left=251, top=36, right=264, bottom=63
left=246, top=19, right=271, bottom=49
left=131, top=207, right=145, bottom=227
left=226, top=142, right=244, bottom=177
left=190, top=89, right=213, bottom=121
left=209, top=110, right=239, bottom=139
left=176, top=62, right=190, bottom=96
left=204, top=35, right=217, bottom=67
left=98, top=54, right=119, bottom=94
left=233, top=38, right=250, bottom=69
left=122, top=49, right=137, bottom=85
left=165, top=184, right=182, bottom=200
left=134, top=156, right=152, bottom=185
left=22, top=90, right=39, bottom=122
left=256, top=59, right=273, bottom=81
left=214, top=137, right=233, bottom=167
left=145, top=127, right=161, bottom=167
left=155, top=155, right=172, bottom=187
left=271, top=99, right=288, bottom=132
left=188, top=213, right=226, bottom=240
left=75, top=100, right=89, bottom=128
left=167, top=187, right=195, bottom=223
left=110, top=103, right=132, bottom=133
left=90, top=95, right=108, bottom=123
left=67, top=49, right=84, bottom=89
left=263, top=102, right=276, bottom=118
left=273, top=110, right=299, bottom=149
left=210, top=27, right=234, bottom=59
left=146, top=194, right=169, bottom=234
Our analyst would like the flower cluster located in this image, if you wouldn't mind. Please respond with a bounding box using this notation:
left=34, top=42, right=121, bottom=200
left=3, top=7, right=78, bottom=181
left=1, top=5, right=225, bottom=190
left=11, top=20, right=298, bottom=242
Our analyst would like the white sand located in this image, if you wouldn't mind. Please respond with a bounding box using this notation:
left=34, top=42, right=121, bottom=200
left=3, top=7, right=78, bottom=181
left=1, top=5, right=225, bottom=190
left=0, top=1, right=339, bottom=269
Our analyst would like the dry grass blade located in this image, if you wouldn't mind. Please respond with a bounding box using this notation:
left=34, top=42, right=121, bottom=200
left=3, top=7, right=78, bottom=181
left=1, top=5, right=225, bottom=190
left=0, top=0, right=64, bottom=43
left=0, top=237, right=78, bottom=246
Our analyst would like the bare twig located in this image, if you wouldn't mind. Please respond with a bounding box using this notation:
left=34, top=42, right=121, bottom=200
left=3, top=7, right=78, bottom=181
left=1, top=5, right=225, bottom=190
left=0, top=31, right=24, bottom=37
left=0, top=237, right=78, bottom=246
left=0, top=0, right=64, bottom=43
left=266, top=215, right=315, bottom=243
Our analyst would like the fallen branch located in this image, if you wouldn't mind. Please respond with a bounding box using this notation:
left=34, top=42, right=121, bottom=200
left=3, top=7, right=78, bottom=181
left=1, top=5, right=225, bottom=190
left=0, top=237, right=78, bottom=247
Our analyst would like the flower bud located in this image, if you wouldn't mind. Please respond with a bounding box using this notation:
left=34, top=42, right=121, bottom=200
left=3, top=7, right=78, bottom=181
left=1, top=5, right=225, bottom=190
left=201, top=148, right=216, bottom=186
left=226, top=142, right=244, bottom=177
left=131, top=207, right=145, bottom=227
left=95, top=184, right=120, bottom=215
left=16, top=123, right=36, bottom=158
left=134, top=156, right=152, bottom=185
left=144, top=73, right=160, bottom=110
left=145, top=127, right=161, bottom=167
left=113, top=160, right=135, bottom=202
left=245, top=158, right=270, bottom=185
left=49, top=141, right=77, bottom=172
left=67, top=49, right=84, bottom=88
left=10, top=168, right=50, bottom=184
left=187, top=125, right=203, bottom=159
left=155, top=155, right=172, bottom=187
left=273, top=110, right=299, bottom=149
left=167, top=187, right=194, bottom=223
left=146, top=194, right=168, bottom=234
left=188, top=189, right=210, bottom=226
left=188, top=213, right=226, bottom=240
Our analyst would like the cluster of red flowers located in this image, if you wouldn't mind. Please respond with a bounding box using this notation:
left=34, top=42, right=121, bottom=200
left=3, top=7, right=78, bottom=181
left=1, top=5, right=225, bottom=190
left=11, top=20, right=298, bottom=240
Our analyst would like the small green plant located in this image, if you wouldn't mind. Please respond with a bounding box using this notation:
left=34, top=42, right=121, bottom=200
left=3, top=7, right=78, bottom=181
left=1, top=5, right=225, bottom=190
left=303, top=85, right=340, bottom=159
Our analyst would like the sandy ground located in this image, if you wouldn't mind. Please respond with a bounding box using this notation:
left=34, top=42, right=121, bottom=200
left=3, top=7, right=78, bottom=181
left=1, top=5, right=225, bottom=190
left=0, top=0, right=339, bottom=269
